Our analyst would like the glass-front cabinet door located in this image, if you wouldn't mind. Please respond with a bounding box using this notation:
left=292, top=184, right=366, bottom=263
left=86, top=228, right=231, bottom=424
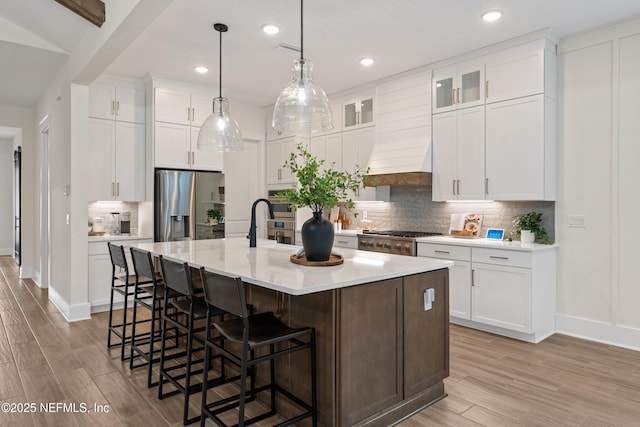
left=433, top=75, right=455, bottom=112
left=458, top=62, right=484, bottom=108
left=433, top=62, right=485, bottom=114
left=343, top=90, right=375, bottom=129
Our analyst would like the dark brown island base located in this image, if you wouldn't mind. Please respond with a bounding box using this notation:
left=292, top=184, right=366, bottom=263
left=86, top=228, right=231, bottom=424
left=131, top=238, right=451, bottom=426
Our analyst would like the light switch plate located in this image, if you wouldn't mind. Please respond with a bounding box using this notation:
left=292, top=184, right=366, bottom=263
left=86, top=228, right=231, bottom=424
left=423, top=288, right=435, bottom=311
left=568, top=215, right=586, bottom=228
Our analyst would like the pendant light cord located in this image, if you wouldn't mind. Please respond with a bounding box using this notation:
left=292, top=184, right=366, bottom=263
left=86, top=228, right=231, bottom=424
left=219, top=27, right=223, bottom=99
left=300, top=0, right=305, bottom=80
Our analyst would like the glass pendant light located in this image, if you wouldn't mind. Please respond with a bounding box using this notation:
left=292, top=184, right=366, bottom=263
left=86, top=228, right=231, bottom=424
left=272, top=0, right=333, bottom=135
left=197, top=23, right=243, bottom=151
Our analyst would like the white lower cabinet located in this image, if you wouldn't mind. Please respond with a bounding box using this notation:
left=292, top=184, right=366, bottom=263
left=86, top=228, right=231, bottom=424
left=88, top=238, right=153, bottom=313
left=471, top=262, right=532, bottom=333
left=418, top=241, right=556, bottom=343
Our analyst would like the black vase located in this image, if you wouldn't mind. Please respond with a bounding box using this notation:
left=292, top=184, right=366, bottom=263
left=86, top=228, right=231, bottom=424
left=301, top=211, right=334, bottom=262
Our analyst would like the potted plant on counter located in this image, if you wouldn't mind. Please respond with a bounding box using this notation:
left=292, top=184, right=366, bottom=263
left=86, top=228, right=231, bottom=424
left=511, top=211, right=550, bottom=244
left=278, top=143, right=368, bottom=261
left=206, top=209, right=221, bottom=225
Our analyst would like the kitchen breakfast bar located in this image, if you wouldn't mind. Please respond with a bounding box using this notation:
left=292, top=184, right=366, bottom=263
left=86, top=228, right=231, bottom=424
left=131, top=238, right=453, bottom=426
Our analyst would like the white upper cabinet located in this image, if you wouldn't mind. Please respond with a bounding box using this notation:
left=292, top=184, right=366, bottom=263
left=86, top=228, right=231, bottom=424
left=485, top=46, right=553, bottom=103
left=88, top=76, right=146, bottom=202
left=151, top=80, right=223, bottom=171
left=485, top=94, right=555, bottom=200
left=432, top=61, right=484, bottom=114
left=89, top=81, right=145, bottom=124
left=266, top=136, right=299, bottom=186
left=432, top=106, right=485, bottom=201
left=431, top=38, right=557, bottom=201
left=88, top=118, right=145, bottom=201
left=343, top=89, right=375, bottom=129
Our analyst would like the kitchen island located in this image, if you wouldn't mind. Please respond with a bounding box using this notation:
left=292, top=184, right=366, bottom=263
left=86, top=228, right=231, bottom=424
left=131, top=238, right=452, bottom=426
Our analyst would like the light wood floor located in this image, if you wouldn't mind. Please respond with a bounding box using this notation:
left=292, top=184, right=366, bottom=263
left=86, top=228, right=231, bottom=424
left=0, top=256, right=639, bottom=426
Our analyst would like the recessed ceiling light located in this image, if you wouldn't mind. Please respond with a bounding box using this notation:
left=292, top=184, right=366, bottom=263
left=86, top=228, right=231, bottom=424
left=194, top=66, right=208, bottom=74
left=262, top=24, right=280, bottom=35
left=360, top=58, right=375, bottom=66
left=482, top=9, right=503, bottom=22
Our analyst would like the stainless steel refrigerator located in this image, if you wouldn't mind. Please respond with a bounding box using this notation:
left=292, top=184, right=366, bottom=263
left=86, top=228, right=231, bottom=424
left=154, top=169, right=224, bottom=241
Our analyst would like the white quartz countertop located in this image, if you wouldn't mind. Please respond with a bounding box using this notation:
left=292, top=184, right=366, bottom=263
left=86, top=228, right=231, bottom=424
left=416, top=235, right=557, bottom=252
left=129, top=237, right=452, bottom=295
left=88, top=234, right=153, bottom=243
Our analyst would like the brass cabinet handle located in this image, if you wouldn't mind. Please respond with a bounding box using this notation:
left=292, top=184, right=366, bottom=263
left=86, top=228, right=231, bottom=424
left=486, top=80, right=489, bottom=98
left=117, top=182, right=120, bottom=197
left=111, top=182, right=115, bottom=196
left=452, top=88, right=456, bottom=104
left=485, top=177, right=489, bottom=195
left=434, top=250, right=450, bottom=254
left=472, top=269, right=475, bottom=286
left=116, top=101, right=120, bottom=115
left=453, top=179, right=456, bottom=195
left=111, top=101, right=115, bottom=115
left=457, top=88, right=461, bottom=104
left=278, top=169, right=282, bottom=180
left=457, top=179, right=460, bottom=195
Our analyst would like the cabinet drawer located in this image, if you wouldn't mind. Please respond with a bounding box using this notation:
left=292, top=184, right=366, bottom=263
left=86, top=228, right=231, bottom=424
left=333, top=234, right=358, bottom=249
left=472, top=248, right=531, bottom=268
left=417, top=243, right=471, bottom=261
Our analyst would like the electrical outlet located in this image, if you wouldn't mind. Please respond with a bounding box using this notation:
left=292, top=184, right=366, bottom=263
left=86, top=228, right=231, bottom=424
left=568, top=215, right=586, bottom=228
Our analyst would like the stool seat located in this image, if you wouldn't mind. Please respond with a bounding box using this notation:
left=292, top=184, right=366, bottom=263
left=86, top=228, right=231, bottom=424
left=170, top=296, right=210, bottom=320
left=215, top=312, right=311, bottom=349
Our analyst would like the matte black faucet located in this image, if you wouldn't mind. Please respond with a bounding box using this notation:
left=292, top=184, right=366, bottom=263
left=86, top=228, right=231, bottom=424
left=248, top=198, right=274, bottom=247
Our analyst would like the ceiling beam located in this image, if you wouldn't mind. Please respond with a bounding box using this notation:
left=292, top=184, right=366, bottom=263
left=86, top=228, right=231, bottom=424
left=54, top=0, right=105, bottom=27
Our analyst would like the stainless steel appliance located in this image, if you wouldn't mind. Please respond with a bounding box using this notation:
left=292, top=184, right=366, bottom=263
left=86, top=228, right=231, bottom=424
left=267, top=219, right=295, bottom=244
left=358, top=230, right=442, bottom=256
left=266, top=190, right=295, bottom=244
left=120, top=212, right=131, bottom=234
left=155, top=169, right=225, bottom=241
left=267, top=190, right=295, bottom=219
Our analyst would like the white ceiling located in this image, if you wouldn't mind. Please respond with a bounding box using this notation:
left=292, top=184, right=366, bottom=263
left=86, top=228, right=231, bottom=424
left=2, top=0, right=640, bottom=109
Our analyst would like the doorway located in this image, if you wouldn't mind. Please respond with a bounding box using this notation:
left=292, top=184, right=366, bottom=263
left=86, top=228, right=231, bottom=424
left=13, top=147, right=21, bottom=265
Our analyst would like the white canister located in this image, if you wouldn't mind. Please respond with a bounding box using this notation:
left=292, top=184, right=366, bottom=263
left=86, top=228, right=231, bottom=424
left=93, top=217, right=105, bottom=232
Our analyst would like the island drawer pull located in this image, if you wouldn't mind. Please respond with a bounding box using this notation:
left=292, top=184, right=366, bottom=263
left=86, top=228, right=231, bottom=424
left=490, top=255, right=509, bottom=260
left=434, top=250, right=450, bottom=254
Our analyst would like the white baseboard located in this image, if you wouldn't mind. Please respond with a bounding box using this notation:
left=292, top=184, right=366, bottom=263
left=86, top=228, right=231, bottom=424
left=19, top=266, right=32, bottom=279
left=48, top=286, right=91, bottom=322
left=556, top=314, right=640, bottom=352
left=0, top=248, right=11, bottom=256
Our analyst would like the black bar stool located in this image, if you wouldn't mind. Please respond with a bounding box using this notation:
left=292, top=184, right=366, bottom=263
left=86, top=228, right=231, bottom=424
left=107, top=242, right=154, bottom=361
left=199, top=267, right=317, bottom=427
left=129, top=247, right=168, bottom=387
left=157, top=256, right=226, bottom=425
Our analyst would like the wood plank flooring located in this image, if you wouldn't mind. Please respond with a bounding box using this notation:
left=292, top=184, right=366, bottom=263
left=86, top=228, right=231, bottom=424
left=0, top=256, right=639, bottom=426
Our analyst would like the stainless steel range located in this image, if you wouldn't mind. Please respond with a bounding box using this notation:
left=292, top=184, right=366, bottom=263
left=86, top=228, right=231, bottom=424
left=358, top=230, right=442, bottom=256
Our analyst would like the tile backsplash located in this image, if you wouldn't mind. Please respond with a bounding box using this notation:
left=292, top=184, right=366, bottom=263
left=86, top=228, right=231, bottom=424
left=88, top=201, right=139, bottom=234
left=341, top=186, right=555, bottom=242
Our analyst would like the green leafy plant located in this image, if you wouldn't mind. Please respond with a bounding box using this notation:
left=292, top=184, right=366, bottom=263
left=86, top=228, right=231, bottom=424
left=206, top=209, right=221, bottom=220
left=510, top=211, right=550, bottom=244
left=277, top=143, right=369, bottom=213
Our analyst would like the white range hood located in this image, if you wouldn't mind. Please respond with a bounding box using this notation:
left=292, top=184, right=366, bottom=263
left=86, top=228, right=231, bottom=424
left=365, top=71, right=433, bottom=187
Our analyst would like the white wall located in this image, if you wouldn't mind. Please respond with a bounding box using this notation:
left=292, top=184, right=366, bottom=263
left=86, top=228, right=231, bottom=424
left=33, top=0, right=175, bottom=321
left=0, top=138, right=13, bottom=255
left=557, top=17, right=640, bottom=350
